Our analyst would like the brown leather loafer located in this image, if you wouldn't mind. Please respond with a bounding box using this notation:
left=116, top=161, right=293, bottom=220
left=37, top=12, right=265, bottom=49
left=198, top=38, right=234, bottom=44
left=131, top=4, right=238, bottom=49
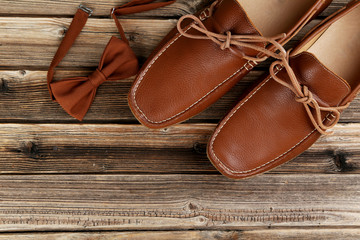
left=128, top=0, right=332, bottom=129
left=208, top=0, right=360, bottom=179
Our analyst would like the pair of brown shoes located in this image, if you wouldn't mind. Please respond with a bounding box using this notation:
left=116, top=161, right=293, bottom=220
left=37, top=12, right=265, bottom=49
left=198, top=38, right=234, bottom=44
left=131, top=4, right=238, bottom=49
left=128, top=0, right=360, bottom=179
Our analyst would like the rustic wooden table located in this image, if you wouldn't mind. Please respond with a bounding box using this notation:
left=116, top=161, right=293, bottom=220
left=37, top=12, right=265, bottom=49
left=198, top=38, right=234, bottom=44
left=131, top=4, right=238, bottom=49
left=0, top=0, right=359, bottom=239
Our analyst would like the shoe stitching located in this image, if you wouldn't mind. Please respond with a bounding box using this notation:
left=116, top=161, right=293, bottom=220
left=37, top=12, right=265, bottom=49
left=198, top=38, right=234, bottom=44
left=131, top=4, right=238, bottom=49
left=132, top=25, right=252, bottom=125
left=209, top=69, right=330, bottom=175
left=207, top=0, right=335, bottom=175
left=209, top=52, right=349, bottom=175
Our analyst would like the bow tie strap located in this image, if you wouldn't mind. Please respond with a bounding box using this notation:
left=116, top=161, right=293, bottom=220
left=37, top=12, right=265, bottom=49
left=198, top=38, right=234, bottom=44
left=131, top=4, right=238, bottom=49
left=47, top=6, right=90, bottom=100
left=112, top=0, right=176, bottom=15
left=111, top=0, right=176, bottom=44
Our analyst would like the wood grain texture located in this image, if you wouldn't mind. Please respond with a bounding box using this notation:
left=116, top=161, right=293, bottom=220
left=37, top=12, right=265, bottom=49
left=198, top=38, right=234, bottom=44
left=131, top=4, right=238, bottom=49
left=0, top=70, right=266, bottom=122
left=0, top=231, right=239, bottom=240
left=0, top=0, right=211, bottom=17
left=1, top=230, right=360, bottom=240
left=0, top=0, right=348, bottom=17
left=0, top=174, right=358, bottom=231
left=0, top=0, right=359, bottom=236
left=0, top=18, right=175, bottom=68
left=0, top=18, right=326, bottom=69
left=1, top=16, right=314, bottom=68
left=1, top=70, right=359, bottom=122
left=0, top=123, right=358, bottom=174
left=1, top=4, right=344, bottom=68
left=240, top=229, right=360, bottom=240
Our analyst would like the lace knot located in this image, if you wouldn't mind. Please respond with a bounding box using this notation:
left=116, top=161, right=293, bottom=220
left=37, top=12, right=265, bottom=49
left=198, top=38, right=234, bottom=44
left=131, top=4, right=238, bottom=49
left=220, top=31, right=232, bottom=50
left=177, top=15, right=287, bottom=63
left=295, top=85, right=314, bottom=105
left=270, top=60, right=350, bottom=136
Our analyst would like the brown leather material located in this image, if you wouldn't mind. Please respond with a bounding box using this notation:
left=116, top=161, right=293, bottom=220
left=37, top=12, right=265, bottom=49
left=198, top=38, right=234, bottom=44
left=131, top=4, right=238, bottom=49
left=128, top=0, right=332, bottom=129
left=287, top=53, right=350, bottom=107
left=47, top=0, right=176, bottom=121
left=207, top=1, right=360, bottom=179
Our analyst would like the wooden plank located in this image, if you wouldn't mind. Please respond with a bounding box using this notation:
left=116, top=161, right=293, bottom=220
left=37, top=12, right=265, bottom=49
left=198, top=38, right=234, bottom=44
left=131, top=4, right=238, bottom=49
left=0, top=0, right=348, bottom=17
left=1, top=229, right=360, bottom=240
left=0, top=0, right=212, bottom=17
left=0, top=231, right=238, bottom=239
left=0, top=18, right=176, bottom=68
left=0, top=70, right=257, bottom=122
left=0, top=123, right=358, bottom=174
left=240, top=229, right=360, bottom=240
left=0, top=70, right=359, bottom=123
left=0, top=0, right=355, bottom=235
left=0, top=174, right=357, bottom=231
left=0, top=17, right=322, bottom=68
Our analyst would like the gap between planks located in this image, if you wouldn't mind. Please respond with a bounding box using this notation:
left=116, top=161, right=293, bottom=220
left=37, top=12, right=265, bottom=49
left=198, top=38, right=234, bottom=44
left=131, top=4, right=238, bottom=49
left=0, top=70, right=359, bottom=123
left=0, top=123, right=358, bottom=174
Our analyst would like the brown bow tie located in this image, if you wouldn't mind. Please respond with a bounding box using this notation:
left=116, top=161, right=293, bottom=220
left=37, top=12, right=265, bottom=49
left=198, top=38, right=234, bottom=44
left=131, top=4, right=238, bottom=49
left=47, top=0, right=176, bottom=121
left=50, top=36, right=138, bottom=120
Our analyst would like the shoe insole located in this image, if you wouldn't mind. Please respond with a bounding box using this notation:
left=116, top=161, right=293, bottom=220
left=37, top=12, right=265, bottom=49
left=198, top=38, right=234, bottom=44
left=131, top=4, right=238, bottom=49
left=237, top=0, right=317, bottom=37
left=307, top=6, right=360, bottom=89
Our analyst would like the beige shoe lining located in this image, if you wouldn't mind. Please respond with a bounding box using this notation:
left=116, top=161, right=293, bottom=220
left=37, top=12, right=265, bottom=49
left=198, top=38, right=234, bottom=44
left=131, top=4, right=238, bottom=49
left=307, top=6, right=360, bottom=89
left=237, top=0, right=317, bottom=37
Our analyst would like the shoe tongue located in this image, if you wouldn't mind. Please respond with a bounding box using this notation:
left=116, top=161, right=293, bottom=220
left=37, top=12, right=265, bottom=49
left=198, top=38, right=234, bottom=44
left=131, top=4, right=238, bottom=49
left=288, top=52, right=351, bottom=107
left=210, top=0, right=262, bottom=36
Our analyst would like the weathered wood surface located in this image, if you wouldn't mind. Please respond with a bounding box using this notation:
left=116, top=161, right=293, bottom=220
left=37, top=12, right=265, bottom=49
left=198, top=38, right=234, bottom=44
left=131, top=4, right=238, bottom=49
left=0, top=0, right=348, bottom=17
left=0, top=231, right=239, bottom=240
left=0, top=0, right=359, bottom=237
left=1, top=70, right=359, bottom=122
left=1, top=230, right=360, bottom=240
left=0, top=174, right=357, bottom=231
left=238, top=229, right=360, bottom=240
left=0, top=123, right=358, bottom=174
left=0, top=18, right=320, bottom=69
left=0, top=0, right=211, bottom=17
left=0, top=18, right=175, bottom=68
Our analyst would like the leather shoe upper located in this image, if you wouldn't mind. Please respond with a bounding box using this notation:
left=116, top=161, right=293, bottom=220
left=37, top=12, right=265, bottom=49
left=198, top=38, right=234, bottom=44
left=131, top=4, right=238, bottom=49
left=128, top=0, right=332, bottom=129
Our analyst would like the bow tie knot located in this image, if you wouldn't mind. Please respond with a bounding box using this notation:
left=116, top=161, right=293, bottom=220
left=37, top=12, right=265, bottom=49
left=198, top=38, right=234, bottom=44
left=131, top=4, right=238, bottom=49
left=89, top=69, right=107, bottom=88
